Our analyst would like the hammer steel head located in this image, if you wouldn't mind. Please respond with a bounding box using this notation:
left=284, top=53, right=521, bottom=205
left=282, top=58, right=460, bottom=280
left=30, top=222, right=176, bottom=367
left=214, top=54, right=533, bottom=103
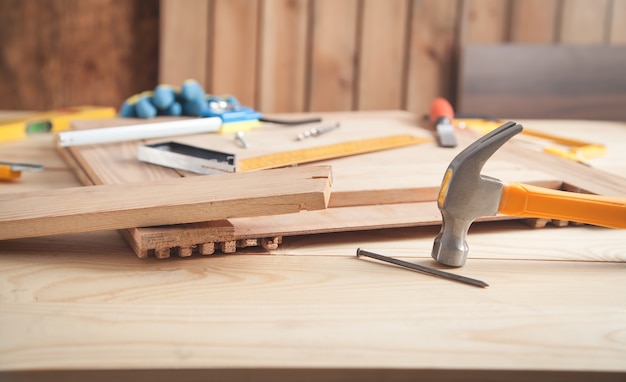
left=432, top=121, right=523, bottom=267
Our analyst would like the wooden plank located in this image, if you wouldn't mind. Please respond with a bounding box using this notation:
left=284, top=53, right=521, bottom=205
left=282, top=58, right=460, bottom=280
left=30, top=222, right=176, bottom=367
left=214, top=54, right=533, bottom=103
left=230, top=201, right=533, bottom=238
left=405, top=0, right=460, bottom=116
left=209, top=0, right=260, bottom=108
left=122, top=112, right=557, bottom=205
left=457, top=44, right=626, bottom=120
left=559, top=0, right=610, bottom=43
left=609, top=0, right=626, bottom=44
left=2, top=244, right=626, bottom=373
left=357, top=0, right=409, bottom=110
left=509, top=0, right=560, bottom=43
left=4, top=114, right=626, bottom=376
left=460, top=0, right=511, bottom=44
left=59, top=112, right=588, bottom=258
left=158, top=0, right=211, bottom=86
left=308, top=0, right=359, bottom=112
left=0, top=166, right=332, bottom=241
left=257, top=0, right=309, bottom=113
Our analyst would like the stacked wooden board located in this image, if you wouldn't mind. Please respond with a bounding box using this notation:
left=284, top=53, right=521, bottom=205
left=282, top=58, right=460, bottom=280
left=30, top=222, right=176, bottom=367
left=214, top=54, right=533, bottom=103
left=0, top=166, right=332, bottom=241
left=59, top=111, right=624, bottom=258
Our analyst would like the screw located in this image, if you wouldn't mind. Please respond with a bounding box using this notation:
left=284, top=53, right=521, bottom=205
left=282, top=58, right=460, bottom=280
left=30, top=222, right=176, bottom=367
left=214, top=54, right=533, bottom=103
left=235, top=131, right=248, bottom=148
left=296, top=122, right=340, bottom=141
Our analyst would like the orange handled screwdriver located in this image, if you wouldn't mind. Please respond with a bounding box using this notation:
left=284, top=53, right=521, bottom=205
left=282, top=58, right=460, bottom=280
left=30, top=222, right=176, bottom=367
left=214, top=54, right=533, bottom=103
left=429, top=97, right=457, bottom=147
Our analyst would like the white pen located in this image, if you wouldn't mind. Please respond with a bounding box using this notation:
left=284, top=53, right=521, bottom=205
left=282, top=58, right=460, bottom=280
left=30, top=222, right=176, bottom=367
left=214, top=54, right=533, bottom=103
left=57, top=117, right=222, bottom=147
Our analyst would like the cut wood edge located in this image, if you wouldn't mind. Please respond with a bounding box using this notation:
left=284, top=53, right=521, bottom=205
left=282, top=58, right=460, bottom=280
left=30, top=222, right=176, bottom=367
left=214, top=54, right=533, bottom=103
left=0, top=166, right=332, bottom=241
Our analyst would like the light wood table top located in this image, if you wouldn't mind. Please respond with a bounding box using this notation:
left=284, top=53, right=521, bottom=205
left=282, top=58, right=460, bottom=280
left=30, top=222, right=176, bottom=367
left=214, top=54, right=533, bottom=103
left=1, top=115, right=625, bottom=381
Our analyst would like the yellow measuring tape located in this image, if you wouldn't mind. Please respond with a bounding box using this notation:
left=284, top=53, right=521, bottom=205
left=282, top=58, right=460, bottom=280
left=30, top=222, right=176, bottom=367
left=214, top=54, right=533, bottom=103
left=238, top=134, right=430, bottom=171
left=456, top=118, right=606, bottom=162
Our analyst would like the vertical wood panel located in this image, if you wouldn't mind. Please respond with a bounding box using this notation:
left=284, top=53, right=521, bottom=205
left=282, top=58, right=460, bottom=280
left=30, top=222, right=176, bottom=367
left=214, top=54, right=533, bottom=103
left=159, top=0, right=210, bottom=87
left=257, top=0, right=309, bottom=113
left=461, top=0, right=511, bottom=44
left=609, top=0, right=626, bottom=44
left=308, top=0, right=359, bottom=112
left=559, top=0, right=610, bottom=43
left=357, top=0, right=410, bottom=110
left=509, top=0, right=560, bottom=43
left=209, top=0, right=260, bottom=107
left=0, top=0, right=159, bottom=110
left=406, top=0, right=460, bottom=116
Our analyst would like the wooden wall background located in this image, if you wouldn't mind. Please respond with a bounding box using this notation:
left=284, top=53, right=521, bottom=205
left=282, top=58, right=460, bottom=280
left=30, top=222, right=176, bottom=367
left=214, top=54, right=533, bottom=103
left=1, top=0, right=625, bottom=118
left=0, top=0, right=159, bottom=111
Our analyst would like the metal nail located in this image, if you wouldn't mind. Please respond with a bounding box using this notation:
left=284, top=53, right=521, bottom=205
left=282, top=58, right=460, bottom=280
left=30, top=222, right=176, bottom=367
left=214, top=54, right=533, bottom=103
left=356, top=248, right=489, bottom=288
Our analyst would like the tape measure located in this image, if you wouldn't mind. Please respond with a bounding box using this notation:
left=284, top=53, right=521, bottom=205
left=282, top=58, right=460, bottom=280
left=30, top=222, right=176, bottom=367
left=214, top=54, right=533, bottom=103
left=238, top=134, right=430, bottom=171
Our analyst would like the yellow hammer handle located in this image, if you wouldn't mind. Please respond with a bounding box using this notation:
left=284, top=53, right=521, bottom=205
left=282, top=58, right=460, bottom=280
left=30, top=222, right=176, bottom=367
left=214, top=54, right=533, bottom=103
left=498, top=182, right=626, bottom=228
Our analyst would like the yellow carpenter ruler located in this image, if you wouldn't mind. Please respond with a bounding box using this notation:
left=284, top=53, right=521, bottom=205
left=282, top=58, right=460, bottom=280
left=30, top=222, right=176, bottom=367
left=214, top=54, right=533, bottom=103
left=0, top=106, right=116, bottom=143
left=238, top=134, right=430, bottom=172
left=456, top=118, right=606, bottom=162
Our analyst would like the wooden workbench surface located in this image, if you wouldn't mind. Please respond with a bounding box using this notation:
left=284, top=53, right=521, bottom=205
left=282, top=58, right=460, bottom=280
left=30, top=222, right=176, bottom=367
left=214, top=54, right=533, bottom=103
left=1, top=114, right=625, bottom=381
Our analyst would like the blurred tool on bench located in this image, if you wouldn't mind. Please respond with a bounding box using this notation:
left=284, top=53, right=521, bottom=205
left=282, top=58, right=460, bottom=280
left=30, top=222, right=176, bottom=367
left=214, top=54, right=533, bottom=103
left=432, top=121, right=626, bottom=267
left=429, top=97, right=457, bottom=148
left=0, top=106, right=116, bottom=143
left=427, top=95, right=606, bottom=163
left=119, top=79, right=321, bottom=133
left=456, top=117, right=606, bottom=163
left=0, top=161, right=43, bottom=180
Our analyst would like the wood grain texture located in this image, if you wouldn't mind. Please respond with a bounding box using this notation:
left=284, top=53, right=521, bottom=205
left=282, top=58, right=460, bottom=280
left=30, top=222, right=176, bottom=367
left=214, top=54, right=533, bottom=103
left=3, top=0, right=625, bottom=116
left=357, top=0, right=410, bottom=110
left=257, top=0, right=308, bottom=112
left=120, top=220, right=236, bottom=258
left=460, top=0, right=510, bottom=44
left=4, top=370, right=625, bottom=382
left=0, top=134, right=80, bottom=193
left=458, top=44, right=626, bottom=120
left=67, top=113, right=563, bottom=206
left=559, top=0, right=610, bottom=43
left=308, top=0, right=359, bottom=111
left=609, top=0, right=626, bottom=44
left=1, top=115, right=626, bottom=378
left=209, top=0, right=260, bottom=107
left=0, top=166, right=332, bottom=240
left=59, top=112, right=626, bottom=260
left=510, top=0, right=560, bottom=43
left=406, top=0, right=461, bottom=116
left=0, top=230, right=625, bottom=373
left=0, top=0, right=158, bottom=110
left=159, top=0, right=210, bottom=86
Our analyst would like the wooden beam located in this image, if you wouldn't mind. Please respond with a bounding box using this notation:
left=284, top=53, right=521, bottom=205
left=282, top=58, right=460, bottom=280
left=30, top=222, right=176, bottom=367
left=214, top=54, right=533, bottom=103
left=209, top=0, right=260, bottom=108
left=257, top=0, right=309, bottom=113
left=159, top=0, right=211, bottom=86
left=405, top=0, right=461, bottom=116
left=0, top=166, right=332, bottom=241
left=308, top=0, right=359, bottom=112
left=559, top=0, right=610, bottom=44
left=357, top=0, right=409, bottom=110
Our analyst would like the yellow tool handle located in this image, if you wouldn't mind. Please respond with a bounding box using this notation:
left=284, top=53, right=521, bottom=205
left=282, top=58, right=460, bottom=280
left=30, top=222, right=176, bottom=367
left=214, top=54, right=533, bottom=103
left=0, top=165, right=21, bottom=179
left=498, top=182, right=626, bottom=228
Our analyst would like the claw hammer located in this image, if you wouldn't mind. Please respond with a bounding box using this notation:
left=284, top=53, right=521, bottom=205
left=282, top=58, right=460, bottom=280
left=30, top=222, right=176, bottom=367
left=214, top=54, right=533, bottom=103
left=432, top=121, right=626, bottom=267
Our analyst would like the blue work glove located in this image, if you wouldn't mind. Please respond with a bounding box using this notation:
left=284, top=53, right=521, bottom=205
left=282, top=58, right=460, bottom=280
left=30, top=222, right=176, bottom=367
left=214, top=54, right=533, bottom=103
left=119, top=79, right=208, bottom=118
